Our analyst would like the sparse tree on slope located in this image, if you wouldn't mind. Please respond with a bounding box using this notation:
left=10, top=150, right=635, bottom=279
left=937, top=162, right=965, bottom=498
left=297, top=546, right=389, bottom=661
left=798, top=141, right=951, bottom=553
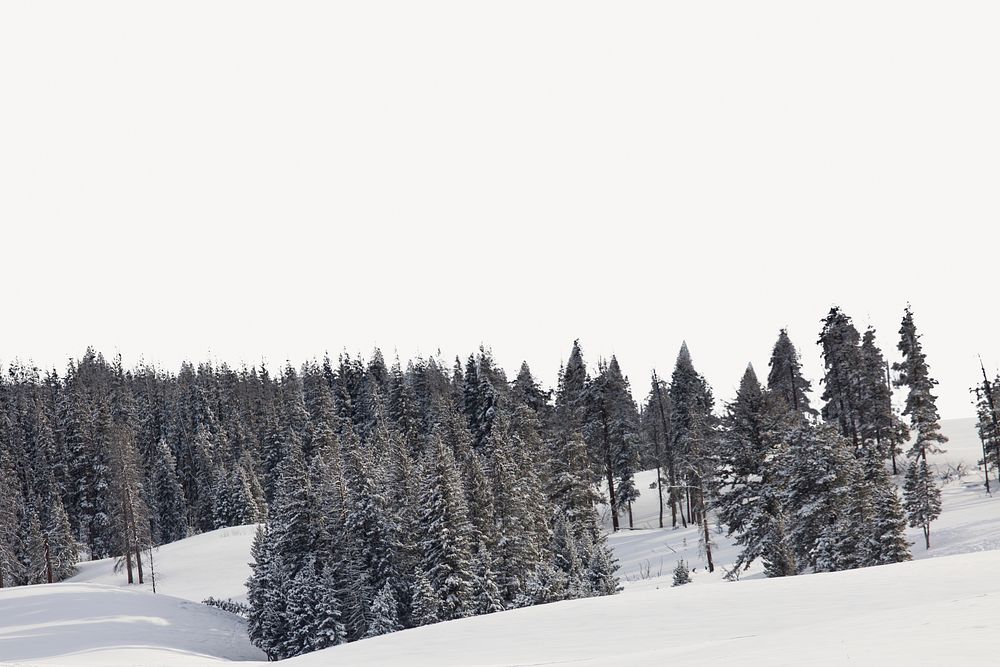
left=893, top=305, right=946, bottom=549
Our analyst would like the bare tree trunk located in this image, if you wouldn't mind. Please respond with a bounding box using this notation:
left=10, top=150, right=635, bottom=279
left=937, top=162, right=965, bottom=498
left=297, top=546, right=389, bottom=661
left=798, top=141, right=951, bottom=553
left=627, top=500, right=634, bottom=529
left=652, top=374, right=678, bottom=528
left=976, top=414, right=992, bottom=494
left=45, top=538, right=53, bottom=584
left=885, top=363, right=898, bottom=475
left=700, top=486, right=714, bottom=573
left=651, top=417, right=665, bottom=529
left=602, top=409, right=619, bottom=532
left=135, top=542, right=144, bottom=584
left=125, top=547, right=134, bottom=585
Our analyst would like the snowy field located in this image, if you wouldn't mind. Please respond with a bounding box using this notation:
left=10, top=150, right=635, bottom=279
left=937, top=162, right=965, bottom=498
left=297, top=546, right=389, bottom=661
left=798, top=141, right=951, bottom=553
left=67, top=525, right=259, bottom=604
left=3, top=418, right=998, bottom=666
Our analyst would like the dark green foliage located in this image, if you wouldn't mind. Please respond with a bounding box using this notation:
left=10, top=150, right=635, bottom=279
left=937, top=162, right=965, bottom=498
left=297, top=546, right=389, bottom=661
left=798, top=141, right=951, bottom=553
left=672, top=560, right=691, bottom=586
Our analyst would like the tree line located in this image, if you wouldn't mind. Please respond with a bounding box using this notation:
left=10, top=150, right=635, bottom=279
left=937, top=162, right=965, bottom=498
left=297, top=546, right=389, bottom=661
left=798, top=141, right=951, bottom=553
left=0, top=304, right=949, bottom=659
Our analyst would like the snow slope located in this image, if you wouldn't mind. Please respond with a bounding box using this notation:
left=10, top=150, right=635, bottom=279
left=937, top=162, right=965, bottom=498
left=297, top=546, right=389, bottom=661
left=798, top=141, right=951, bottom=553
left=6, top=418, right=999, bottom=666
left=286, top=549, right=1000, bottom=666
left=606, top=417, right=1000, bottom=585
left=0, top=582, right=264, bottom=665
left=68, top=524, right=259, bottom=604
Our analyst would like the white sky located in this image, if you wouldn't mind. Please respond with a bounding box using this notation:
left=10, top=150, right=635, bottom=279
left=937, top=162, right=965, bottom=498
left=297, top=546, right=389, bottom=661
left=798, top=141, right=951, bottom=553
left=1, top=1, right=998, bottom=419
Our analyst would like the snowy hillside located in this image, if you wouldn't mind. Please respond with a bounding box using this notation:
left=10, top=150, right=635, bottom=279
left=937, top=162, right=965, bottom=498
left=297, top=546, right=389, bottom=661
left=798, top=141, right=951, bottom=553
left=0, top=582, right=264, bottom=665
left=607, top=418, right=997, bottom=580
left=68, top=524, right=259, bottom=604
left=285, top=549, right=1000, bottom=666
left=5, top=418, right=999, bottom=666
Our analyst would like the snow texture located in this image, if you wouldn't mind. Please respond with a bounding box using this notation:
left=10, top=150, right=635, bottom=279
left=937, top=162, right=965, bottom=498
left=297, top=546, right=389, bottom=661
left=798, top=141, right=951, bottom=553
left=3, top=418, right=998, bottom=666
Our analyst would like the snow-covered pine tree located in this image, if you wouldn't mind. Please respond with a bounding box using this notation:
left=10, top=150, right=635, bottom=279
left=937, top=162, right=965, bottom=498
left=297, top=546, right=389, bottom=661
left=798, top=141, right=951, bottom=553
left=471, top=546, right=505, bottom=615
left=343, top=446, right=400, bottom=623
left=44, top=492, right=78, bottom=581
left=586, top=534, right=620, bottom=596
left=212, top=464, right=258, bottom=528
left=246, top=525, right=288, bottom=660
left=283, top=556, right=347, bottom=657
left=150, top=439, right=188, bottom=544
left=818, top=307, right=864, bottom=445
left=857, top=327, right=909, bottom=466
left=767, top=329, right=816, bottom=417
left=17, top=504, right=48, bottom=585
left=410, top=568, right=441, bottom=627
left=668, top=343, right=717, bottom=568
left=584, top=356, right=641, bottom=531
left=548, top=344, right=602, bottom=528
left=366, top=581, right=402, bottom=638
left=418, top=436, right=475, bottom=621
left=672, top=560, right=691, bottom=586
left=774, top=421, right=860, bottom=572
left=717, top=365, right=796, bottom=574
left=893, top=305, right=947, bottom=549
left=0, top=453, right=23, bottom=588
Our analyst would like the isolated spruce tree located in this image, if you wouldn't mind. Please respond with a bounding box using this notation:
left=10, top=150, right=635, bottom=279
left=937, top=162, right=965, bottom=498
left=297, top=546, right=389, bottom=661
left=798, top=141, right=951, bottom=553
left=672, top=560, right=691, bottom=586
left=893, top=305, right=946, bottom=549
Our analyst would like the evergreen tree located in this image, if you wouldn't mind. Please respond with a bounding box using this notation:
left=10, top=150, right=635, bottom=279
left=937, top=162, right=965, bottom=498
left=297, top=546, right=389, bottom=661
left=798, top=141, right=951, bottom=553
left=366, top=581, right=402, bottom=638
left=410, top=568, right=440, bottom=627
left=668, top=343, right=717, bottom=569
left=893, top=305, right=947, bottom=549
left=418, top=437, right=474, bottom=621
left=150, top=439, right=188, bottom=544
left=818, top=307, right=863, bottom=445
left=774, top=421, right=859, bottom=571
left=672, top=560, right=691, bottom=586
left=717, top=365, right=796, bottom=574
left=283, top=557, right=347, bottom=656
left=767, top=329, right=816, bottom=417
left=246, top=526, right=287, bottom=660
left=44, top=493, right=78, bottom=581
left=584, top=357, right=641, bottom=531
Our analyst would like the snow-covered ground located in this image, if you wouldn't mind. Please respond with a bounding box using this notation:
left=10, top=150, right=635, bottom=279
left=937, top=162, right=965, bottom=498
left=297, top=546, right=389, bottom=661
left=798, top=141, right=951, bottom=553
left=67, top=524, right=259, bottom=604
left=607, top=417, right=1000, bottom=586
left=0, top=583, right=264, bottom=665
left=3, top=418, right=998, bottom=666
